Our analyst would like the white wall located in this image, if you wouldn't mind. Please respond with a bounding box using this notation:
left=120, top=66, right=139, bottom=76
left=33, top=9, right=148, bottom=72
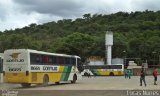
left=88, top=60, right=105, bottom=65
left=112, top=58, right=124, bottom=64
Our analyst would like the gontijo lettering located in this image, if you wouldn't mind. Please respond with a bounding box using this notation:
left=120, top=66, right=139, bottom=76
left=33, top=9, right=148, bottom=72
left=6, top=52, right=24, bottom=62
left=43, top=66, right=58, bottom=71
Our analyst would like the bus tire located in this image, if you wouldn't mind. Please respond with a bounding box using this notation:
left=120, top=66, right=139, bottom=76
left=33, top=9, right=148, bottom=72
left=21, top=83, right=31, bottom=87
left=109, top=72, right=114, bottom=76
left=71, top=74, right=77, bottom=83
left=42, top=74, right=49, bottom=87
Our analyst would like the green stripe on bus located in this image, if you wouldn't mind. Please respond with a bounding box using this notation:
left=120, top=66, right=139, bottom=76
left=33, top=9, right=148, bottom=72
left=60, top=66, right=72, bottom=81
left=96, top=69, right=101, bottom=75
left=60, top=66, right=68, bottom=81
left=64, top=66, right=72, bottom=81
left=90, top=69, right=95, bottom=75
left=91, top=69, right=99, bottom=76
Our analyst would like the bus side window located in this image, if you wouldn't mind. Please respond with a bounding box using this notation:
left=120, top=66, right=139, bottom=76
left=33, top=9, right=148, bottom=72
left=65, top=57, right=71, bottom=65
left=57, top=57, right=64, bottom=65
left=48, top=56, right=53, bottom=65
left=36, top=55, right=42, bottom=65
left=108, top=65, right=111, bottom=69
left=30, top=53, right=37, bottom=65
left=71, top=58, right=76, bottom=66
left=57, top=57, right=63, bottom=65
left=43, top=55, right=49, bottom=65
left=53, top=56, right=57, bottom=65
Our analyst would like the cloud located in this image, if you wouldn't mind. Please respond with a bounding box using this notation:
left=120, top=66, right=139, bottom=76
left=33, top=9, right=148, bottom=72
left=0, top=0, right=64, bottom=31
left=0, top=0, right=13, bottom=21
left=13, top=0, right=160, bottom=16
left=0, top=11, right=62, bottom=31
left=1, top=0, right=160, bottom=31
left=130, top=0, right=160, bottom=11
left=13, top=0, right=132, bottom=17
left=14, top=0, right=85, bottom=17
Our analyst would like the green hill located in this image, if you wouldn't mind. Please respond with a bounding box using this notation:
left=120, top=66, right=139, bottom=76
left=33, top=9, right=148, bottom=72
left=0, top=10, right=160, bottom=64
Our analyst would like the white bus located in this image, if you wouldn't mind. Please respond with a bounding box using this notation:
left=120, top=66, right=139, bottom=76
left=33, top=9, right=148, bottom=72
left=3, top=49, right=81, bottom=87
left=81, top=64, right=124, bottom=76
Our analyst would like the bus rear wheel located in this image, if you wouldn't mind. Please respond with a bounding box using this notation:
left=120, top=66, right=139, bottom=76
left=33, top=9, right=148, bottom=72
left=71, top=74, right=77, bottom=83
left=42, top=75, right=49, bottom=86
left=21, top=83, right=31, bottom=87
left=109, top=72, right=114, bottom=76
left=55, top=82, right=60, bottom=85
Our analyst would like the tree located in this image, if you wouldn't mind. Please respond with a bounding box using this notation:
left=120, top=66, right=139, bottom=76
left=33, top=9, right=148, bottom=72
left=0, top=11, right=160, bottom=65
left=55, top=32, right=96, bottom=62
left=112, top=33, right=127, bottom=58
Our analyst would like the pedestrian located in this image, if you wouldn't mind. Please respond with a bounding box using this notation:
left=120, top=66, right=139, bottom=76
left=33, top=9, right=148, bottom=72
left=139, top=67, right=147, bottom=86
left=124, top=69, right=128, bottom=79
left=127, top=69, right=132, bottom=79
left=153, top=67, right=158, bottom=85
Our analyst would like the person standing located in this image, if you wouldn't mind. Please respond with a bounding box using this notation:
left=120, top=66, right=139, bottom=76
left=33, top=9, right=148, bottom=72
left=153, top=67, right=158, bottom=85
left=127, top=69, right=132, bottom=79
left=124, top=69, right=128, bottom=79
left=140, top=67, right=147, bottom=86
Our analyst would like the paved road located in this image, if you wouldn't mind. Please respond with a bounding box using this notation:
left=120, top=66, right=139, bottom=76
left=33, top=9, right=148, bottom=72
left=0, top=76, right=160, bottom=96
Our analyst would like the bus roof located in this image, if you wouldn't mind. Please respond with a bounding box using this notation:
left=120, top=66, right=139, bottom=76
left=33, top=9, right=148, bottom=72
left=84, top=64, right=123, bottom=67
left=4, top=49, right=80, bottom=59
left=83, top=64, right=123, bottom=69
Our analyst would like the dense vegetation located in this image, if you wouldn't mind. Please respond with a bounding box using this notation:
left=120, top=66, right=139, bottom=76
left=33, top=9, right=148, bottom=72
left=0, top=10, right=160, bottom=65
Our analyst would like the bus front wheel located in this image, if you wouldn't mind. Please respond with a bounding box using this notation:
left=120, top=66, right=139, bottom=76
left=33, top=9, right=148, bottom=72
left=71, top=74, right=77, bottom=83
left=21, top=83, right=31, bottom=87
left=42, top=75, right=49, bottom=86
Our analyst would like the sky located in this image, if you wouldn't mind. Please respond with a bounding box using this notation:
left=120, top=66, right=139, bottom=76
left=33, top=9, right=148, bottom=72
left=0, top=0, right=160, bottom=32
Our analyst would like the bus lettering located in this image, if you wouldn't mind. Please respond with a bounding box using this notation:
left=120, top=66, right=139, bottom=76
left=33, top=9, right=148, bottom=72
left=53, top=67, right=57, bottom=71
left=6, top=59, right=24, bottom=62
left=31, top=66, right=40, bottom=70
left=43, top=66, right=57, bottom=71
